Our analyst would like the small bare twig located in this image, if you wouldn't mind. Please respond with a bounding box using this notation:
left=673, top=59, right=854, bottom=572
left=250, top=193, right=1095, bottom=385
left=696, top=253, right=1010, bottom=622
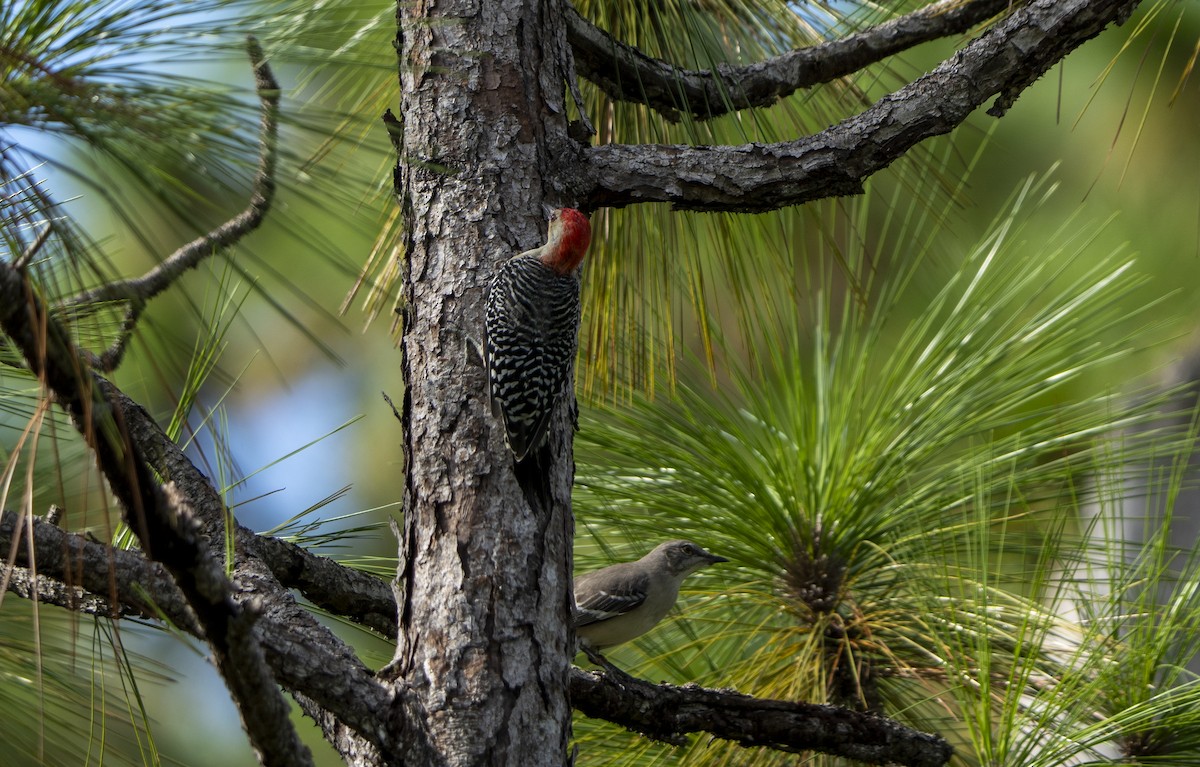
left=59, top=36, right=281, bottom=370
left=557, top=3, right=594, bottom=138
left=382, top=390, right=402, bottom=425
left=86, top=302, right=142, bottom=372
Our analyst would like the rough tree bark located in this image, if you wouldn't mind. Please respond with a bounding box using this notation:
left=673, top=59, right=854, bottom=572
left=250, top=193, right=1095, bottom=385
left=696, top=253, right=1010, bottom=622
left=382, top=1, right=587, bottom=764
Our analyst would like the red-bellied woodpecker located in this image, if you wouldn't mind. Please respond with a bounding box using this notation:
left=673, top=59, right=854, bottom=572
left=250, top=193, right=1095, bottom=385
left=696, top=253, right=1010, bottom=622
left=485, top=208, right=591, bottom=461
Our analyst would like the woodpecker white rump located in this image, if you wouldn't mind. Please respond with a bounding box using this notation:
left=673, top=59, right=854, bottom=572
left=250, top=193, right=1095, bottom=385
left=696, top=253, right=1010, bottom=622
left=485, top=208, right=591, bottom=461
left=573, top=540, right=728, bottom=655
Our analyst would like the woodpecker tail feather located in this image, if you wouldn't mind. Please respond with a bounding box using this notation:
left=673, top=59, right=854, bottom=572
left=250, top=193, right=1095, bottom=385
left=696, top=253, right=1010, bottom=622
left=512, top=441, right=553, bottom=512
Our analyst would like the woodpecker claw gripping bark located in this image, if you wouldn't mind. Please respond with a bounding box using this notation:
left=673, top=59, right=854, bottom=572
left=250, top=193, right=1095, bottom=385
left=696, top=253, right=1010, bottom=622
left=485, top=208, right=591, bottom=461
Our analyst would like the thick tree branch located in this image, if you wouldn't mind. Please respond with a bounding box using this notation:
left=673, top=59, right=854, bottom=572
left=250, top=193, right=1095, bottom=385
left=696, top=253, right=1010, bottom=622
left=0, top=508, right=398, bottom=760
left=2, top=499, right=953, bottom=766
left=569, top=668, right=952, bottom=767
left=74, top=395, right=397, bottom=639
left=0, top=510, right=201, bottom=632
left=4, top=564, right=122, bottom=619
left=59, top=36, right=279, bottom=372
left=291, top=693, right=383, bottom=766
left=0, top=264, right=311, bottom=767
left=89, top=382, right=406, bottom=755
left=253, top=534, right=397, bottom=638
left=584, top=0, right=1141, bottom=212
left=568, top=0, right=1012, bottom=122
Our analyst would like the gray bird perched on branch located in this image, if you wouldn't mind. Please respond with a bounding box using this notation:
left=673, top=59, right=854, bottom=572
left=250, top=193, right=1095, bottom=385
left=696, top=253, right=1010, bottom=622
left=573, top=540, right=728, bottom=668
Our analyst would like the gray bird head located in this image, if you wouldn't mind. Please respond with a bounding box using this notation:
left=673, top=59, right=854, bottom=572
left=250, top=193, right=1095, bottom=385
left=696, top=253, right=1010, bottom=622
left=650, top=540, right=729, bottom=577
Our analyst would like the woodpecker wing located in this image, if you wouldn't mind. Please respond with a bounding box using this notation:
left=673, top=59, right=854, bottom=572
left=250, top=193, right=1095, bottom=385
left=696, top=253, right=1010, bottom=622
left=573, top=565, right=649, bottom=627
left=485, top=252, right=581, bottom=460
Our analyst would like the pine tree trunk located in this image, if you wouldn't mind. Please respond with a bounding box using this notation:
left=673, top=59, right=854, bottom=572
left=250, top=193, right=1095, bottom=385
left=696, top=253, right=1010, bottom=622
left=383, top=1, right=581, bottom=764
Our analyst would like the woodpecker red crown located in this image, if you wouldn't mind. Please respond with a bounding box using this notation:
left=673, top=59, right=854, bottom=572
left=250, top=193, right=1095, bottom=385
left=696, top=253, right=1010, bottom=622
left=542, top=208, right=591, bottom=274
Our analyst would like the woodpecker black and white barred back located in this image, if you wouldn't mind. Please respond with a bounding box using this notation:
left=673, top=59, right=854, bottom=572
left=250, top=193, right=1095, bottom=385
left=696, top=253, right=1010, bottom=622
left=485, top=208, right=591, bottom=461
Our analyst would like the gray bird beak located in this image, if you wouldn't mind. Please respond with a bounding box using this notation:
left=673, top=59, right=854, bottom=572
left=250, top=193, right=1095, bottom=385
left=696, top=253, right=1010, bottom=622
left=707, top=553, right=730, bottom=564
